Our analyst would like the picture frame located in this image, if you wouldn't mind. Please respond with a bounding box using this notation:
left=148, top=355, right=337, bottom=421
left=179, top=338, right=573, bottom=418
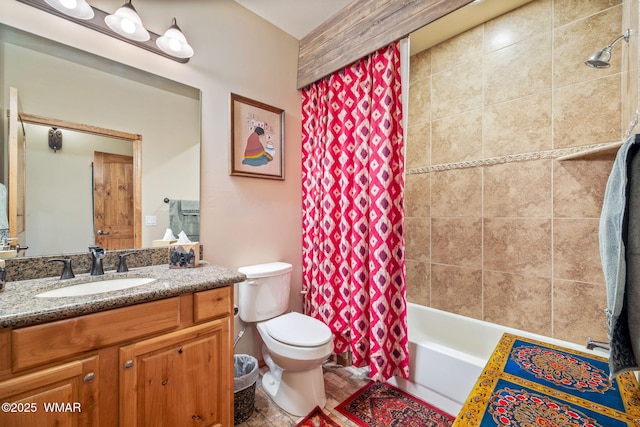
left=230, top=93, right=285, bottom=180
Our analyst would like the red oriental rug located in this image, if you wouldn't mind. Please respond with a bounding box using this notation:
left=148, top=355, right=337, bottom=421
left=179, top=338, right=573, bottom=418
left=336, top=381, right=455, bottom=427
left=295, top=406, right=340, bottom=427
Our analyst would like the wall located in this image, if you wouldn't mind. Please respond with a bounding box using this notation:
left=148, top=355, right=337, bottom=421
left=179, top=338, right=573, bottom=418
left=0, top=0, right=303, bottom=357
left=405, top=0, right=629, bottom=345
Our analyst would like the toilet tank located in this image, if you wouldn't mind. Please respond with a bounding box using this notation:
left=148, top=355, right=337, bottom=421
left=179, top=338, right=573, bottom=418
left=237, top=262, right=292, bottom=322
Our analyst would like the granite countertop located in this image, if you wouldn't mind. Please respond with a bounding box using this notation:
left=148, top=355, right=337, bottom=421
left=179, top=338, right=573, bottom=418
left=0, top=262, right=246, bottom=329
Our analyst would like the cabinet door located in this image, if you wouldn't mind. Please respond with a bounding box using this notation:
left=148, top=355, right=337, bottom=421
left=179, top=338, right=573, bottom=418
left=120, top=318, right=232, bottom=427
left=0, top=356, right=99, bottom=427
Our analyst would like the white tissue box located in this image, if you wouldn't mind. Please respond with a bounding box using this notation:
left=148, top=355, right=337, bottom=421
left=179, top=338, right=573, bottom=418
left=169, top=242, right=200, bottom=268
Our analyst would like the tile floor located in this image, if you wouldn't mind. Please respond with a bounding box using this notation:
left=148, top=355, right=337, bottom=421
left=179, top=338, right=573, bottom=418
left=235, top=362, right=371, bottom=426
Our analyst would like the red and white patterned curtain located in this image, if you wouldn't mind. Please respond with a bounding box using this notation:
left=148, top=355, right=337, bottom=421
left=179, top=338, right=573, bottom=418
left=301, top=41, right=409, bottom=382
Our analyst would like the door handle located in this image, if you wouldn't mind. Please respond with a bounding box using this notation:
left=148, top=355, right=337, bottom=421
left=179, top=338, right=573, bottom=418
left=97, top=230, right=110, bottom=235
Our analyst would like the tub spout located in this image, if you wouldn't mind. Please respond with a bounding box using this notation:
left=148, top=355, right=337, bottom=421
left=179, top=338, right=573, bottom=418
left=586, top=337, right=610, bottom=351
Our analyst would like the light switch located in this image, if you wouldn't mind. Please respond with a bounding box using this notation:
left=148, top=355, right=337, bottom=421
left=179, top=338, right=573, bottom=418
left=145, top=215, right=157, bottom=226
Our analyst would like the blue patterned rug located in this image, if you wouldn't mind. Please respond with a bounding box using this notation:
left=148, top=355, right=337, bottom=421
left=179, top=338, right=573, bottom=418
left=454, top=333, right=640, bottom=426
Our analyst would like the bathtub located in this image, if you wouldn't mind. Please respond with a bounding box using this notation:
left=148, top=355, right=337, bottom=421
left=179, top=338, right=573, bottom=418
left=387, top=303, right=607, bottom=416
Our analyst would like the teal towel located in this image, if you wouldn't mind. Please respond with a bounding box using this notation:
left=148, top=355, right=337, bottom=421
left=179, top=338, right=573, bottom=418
left=179, top=200, right=200, bottom=216
left=169, top=199, right=199, bottom=242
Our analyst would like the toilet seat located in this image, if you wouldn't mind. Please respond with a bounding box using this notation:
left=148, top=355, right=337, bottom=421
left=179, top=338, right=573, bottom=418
left=264, top=312, right=332, bottom=347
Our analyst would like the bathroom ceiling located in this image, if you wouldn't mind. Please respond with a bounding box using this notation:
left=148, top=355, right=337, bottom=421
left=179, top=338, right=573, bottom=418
left=233, top=0, right=353, bottom=40
left=234, top=0, right=533, bottom=54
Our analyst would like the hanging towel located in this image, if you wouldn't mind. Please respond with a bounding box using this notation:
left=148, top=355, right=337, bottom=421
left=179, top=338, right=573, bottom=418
left=0, top=183, right=8, bottom=242
left=599, top=134, right=640, bottom=377
left=625, top=140, right=640, bottom=371
left=169, top=199, right=200, bottom=242
left=179, top=200, right=200, bottom=216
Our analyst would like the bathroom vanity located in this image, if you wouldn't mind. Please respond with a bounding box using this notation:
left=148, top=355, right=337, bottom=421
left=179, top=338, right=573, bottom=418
left=0, top=263, right=244, bottom=427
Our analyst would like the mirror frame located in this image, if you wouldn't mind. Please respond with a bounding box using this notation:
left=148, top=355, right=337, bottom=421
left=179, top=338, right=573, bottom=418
left=8, top=86, right=142, bottom=248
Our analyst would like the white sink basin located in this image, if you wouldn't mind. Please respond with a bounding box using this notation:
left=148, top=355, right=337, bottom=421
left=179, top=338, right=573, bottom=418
left=35, top=277, right=156, bottom=298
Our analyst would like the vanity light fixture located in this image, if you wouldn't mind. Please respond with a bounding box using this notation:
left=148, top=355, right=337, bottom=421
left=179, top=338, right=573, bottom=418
left=156, top=18, right=194, bottom=59
left=16, top=0, right=193, bottom=63
left=104, top=0, right=149, bottom=42
left=43, top=0, right=93, bottom=19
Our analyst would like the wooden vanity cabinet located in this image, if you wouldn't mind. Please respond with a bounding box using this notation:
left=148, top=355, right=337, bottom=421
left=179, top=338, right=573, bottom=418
left=0, top=356, right=99, bottom=427
left=0, top=286, right=233, bottom=427
left=120, top=318, right=231, bottom=427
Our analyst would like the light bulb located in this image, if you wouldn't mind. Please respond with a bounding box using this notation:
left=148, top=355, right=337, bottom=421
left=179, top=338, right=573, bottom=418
left=120, top=18, right=136, bottom=34
left=44, top=0, right=94, bottom=19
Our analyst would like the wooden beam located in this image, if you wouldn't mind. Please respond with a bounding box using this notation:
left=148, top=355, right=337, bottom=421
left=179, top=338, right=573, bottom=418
left=7, top=111, right=141, bottom=141
left=297, top=0, right=473, bottom=89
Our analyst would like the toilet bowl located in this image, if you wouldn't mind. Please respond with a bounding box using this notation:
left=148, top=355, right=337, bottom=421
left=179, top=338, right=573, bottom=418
left=237, top=262, right=334, bottom=416
left=257, top=312, right=333, bottom=416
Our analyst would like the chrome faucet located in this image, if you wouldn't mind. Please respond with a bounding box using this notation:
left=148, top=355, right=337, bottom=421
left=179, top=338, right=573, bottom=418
left=89, top=245, right=106, bottom=276
left=586, top=337, right=610, bottom=351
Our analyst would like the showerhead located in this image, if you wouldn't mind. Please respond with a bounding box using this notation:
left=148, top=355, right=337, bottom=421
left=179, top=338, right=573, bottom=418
left=585, top=29, right=631, bottom=69
left=585, top=47, right=613, bottom=69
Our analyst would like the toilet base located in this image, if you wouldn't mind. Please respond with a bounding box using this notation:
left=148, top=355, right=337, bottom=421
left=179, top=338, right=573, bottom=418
left=261, top=365, right=327, bottom=416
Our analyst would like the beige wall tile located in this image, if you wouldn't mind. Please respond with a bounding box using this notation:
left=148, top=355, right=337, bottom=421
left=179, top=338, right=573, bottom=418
left=431, top=109, right=483, bottom=165
left=554, top=0, right=621, bottom=27
left=409, top=49, right=430, bottom=85
left=553, top=279, right=607, bottom=344
left=484, top=33, right=552, bottom=106
left=484, top=0, right=552, bottom=53
left=408, top=77, right=431, bottom=126
left=405, top=173, right=430, bottom=218
left=431, top=217, right=482, bottom=268
left=553, top=159, right=613, bottom=218
left=554, top=6, right=622, bottom=89
left=431, top=25, right=483, bottom=74
left=406, top=122, right=431, bottom=169
left=484, top=218, right=552, bottom=277
left=431, top=168, right=482, bottom=217
left=432, top=63, right=482, bottom=120
left=553, top=218, right=604, bottom=284
left=553, top=75, right=622, bottom=148
left=483, top=92, right=552, bottom=157
left=431, top=264, right=482, bottom=319
left=484, top=160, right=551, bottom=218
left=406, top=259, right=430, bottom=306
left=405, top=216, right=430, bottom=262
left=403, top=0, right=625, bottom=345
left=484, top=270, right=552, bottom=336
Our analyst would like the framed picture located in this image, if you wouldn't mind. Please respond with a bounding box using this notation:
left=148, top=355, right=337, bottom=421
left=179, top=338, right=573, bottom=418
left=230, top=93, right=285, bottom=180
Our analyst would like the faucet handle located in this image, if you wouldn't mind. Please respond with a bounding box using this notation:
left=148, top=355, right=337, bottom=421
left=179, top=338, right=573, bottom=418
left=49, top=258, right=75, bottom=280
left=89, top=245, right=105, bottom=258
left=117, top=252, right=135, bottom=273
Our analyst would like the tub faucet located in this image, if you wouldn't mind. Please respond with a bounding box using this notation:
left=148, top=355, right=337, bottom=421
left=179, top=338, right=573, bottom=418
left=586, top=337, right=610, bottom=351
left=89, top=245, right=106, bottom=276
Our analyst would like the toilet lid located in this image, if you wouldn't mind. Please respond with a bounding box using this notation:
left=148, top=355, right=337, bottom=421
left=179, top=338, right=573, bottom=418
left=265, top=312, right=332, bottom=347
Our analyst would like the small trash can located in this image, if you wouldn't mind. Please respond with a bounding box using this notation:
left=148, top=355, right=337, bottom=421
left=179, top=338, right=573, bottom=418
left=233, top=354, right=259, bottom=425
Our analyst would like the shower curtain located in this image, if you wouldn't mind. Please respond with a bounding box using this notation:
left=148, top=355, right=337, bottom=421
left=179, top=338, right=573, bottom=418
left=301, top=41, right=409, bottom=382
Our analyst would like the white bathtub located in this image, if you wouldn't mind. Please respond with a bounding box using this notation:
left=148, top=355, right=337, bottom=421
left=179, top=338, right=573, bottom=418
left=387, top=303, right=607, bottom=416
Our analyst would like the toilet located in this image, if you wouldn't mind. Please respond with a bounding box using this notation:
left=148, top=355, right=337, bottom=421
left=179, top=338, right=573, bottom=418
left=237, top=262, right=333, bottom=416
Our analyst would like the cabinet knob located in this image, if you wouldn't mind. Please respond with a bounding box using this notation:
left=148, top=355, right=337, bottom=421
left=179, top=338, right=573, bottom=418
left=124, top=360, right=134, bottom=369
left=83, top=372, right=96, bottom=383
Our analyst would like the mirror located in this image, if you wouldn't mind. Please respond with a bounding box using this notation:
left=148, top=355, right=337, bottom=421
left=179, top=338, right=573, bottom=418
left=1, top=23, right=201, bottom=256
